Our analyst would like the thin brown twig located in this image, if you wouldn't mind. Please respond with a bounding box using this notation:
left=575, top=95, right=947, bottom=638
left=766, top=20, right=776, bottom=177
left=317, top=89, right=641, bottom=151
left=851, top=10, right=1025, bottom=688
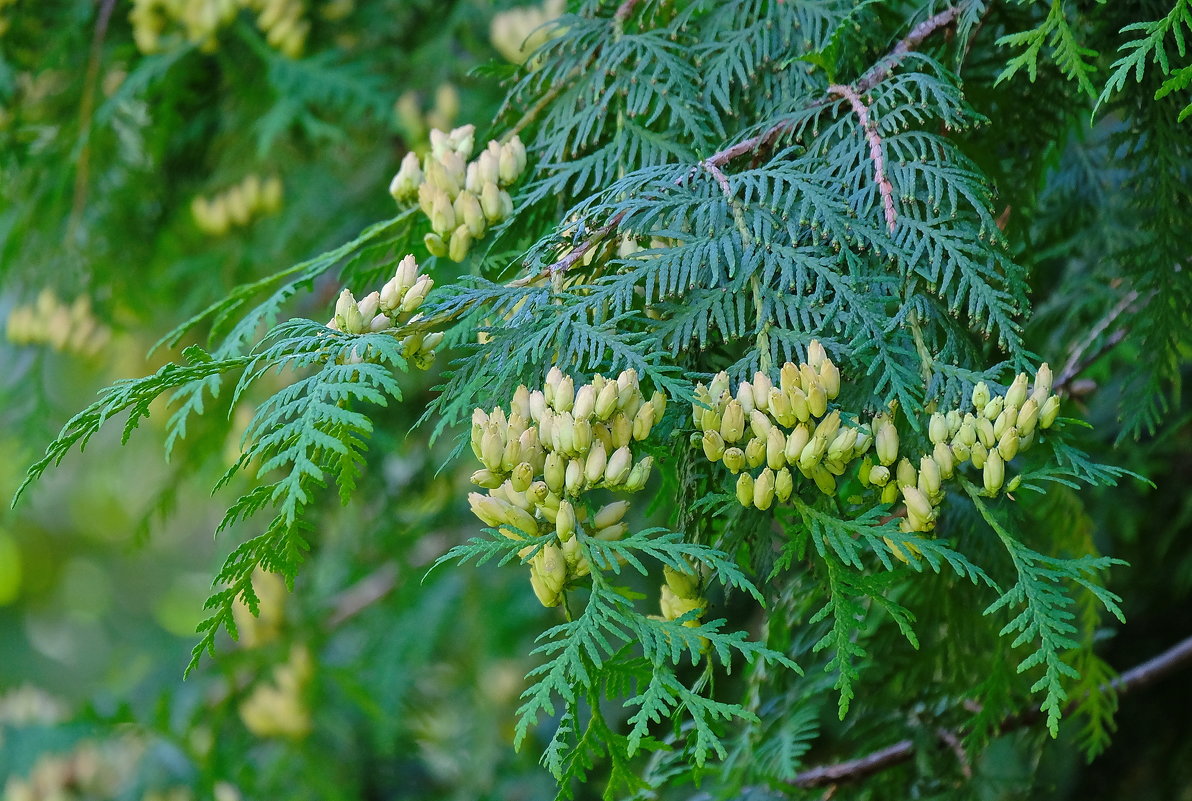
left=326, top=562, right=400, bottom=628
left=69, top=0, right=118, bottom=237
left=514, top=5, right=961, bottom=288
left=790, top=632, right=1192, bottom=789
left=614, top=0, right=642, bottom=23
left=1056, top=289, right=1144, bottom=390
left=827, top=83, right=897, bottom=233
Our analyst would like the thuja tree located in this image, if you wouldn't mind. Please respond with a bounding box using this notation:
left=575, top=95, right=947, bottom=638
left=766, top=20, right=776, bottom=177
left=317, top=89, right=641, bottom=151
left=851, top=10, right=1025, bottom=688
left=7, top=0, right=1192, bottom=798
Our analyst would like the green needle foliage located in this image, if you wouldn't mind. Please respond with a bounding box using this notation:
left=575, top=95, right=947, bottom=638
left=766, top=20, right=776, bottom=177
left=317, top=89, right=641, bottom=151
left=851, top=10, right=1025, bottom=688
left=4, top=0, right=1189, bottom=798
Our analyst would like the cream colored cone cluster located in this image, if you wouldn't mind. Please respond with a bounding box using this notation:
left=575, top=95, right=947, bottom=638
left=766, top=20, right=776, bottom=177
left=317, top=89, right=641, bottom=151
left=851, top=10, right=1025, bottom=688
left=0, top=734, right=145, bottom=801
left=5, top=290, right=111, bottom=357
left=324, top=254, right=441, bottom=369
left=238, top=644, right=314, bottom=739
left=658, top=563, right=706, bottom=628
left=388, top=125, right=526, bottom=263
left=130, top=0, right=308, bottom=56
left=467, top=368, right=663, bottom=607
left=695, top=341, right=868, bottom=508
left=191, top=174, right=283, bottom=236
left=860, top=365, right=1061, bottom=562
left=489, top=0, right=565, bottom=65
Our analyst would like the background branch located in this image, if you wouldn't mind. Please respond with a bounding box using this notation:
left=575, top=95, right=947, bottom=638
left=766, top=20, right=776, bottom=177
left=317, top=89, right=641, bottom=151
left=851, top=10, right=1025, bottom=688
left=789, top=632, right=1192, bottom=790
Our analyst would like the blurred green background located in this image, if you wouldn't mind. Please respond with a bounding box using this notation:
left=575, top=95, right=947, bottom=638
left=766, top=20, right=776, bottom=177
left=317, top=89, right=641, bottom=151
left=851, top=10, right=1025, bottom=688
left=1, top=1, right=1190, bottom=800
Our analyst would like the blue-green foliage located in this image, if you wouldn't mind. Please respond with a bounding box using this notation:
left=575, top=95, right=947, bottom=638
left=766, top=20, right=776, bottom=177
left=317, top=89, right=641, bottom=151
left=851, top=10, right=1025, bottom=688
left=11, top=0, right=1181, bottom=796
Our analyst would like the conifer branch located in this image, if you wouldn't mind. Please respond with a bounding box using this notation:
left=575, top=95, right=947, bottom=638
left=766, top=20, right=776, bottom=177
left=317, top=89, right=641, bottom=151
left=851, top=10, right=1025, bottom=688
left=516, top=5, right=962, bottom=286
left=788, top=632, right=1192, bottom=790
left=826, top=83, right=897, bottom=233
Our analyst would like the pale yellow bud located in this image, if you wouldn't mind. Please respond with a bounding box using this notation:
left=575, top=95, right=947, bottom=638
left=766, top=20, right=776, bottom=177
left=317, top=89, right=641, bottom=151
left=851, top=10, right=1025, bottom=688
left=997, top=430, right=1020, bottom=461
left=970, top=441, right=988, bottom=469
left=869, top=465, right=890, bottom=486
left=749, top=408, right=772, bottom=440
left=480, top=181, right=503, bottom=222
left=875, top=415, right=899, bottom=465
left=752, top=372, right=773, bottom=411
left=819, top=359, right=840, bottom=399
left=797, top=436, right=825, bottom=472
left=610, top=413, right=632, bottom=448
left=720, top=399, right=746, bottom=442
left=901, top=485, right=933, bottom=528
left=430, top=187, right=456, bottom=234
left=470, top=469, right=503, bottom=489
left=572, top=418, right=592, bottom=454
left=565, top=458, right=585, bottom=494
left=389, top=152, right=422, bottom=201
left=735, top=472, right=754, bottom=507
left=448, top=225, right=472, bottom=262
left=401, top=275, right=434, bottom=313
left=554, top=375, right=575, bottom=412
left=594, top=500, right=631, bottom=530
left=807, top=381, right=827, bottom=418
left=573, top=384, right=596, bottom=420
left=723, top=447, right=746, bottom=473
left=766, top=427, right=786, bottom=470
left=932, top=442, right=955, bottom=479
left=454, top=190, right=486, bottom=237
left=983, top=450, right=1005, bottom=494
left=976, top=416, right=996, bottom=449
left=529, top=389, right=548, bottom=422
left=1039, top=395, right=1061, bottom=429
left=623, top=455, right=653, bottom=491
left=744, top=437, right=765, bottom=468
left=982, top=396, right=1004, bottom=422
left=632, top=402, right=655, bottom=440
left=467, top=492, right=507, bottom=527
left=929, top=413, right=949, bottom=445
left=972, top=381, right=991, bottom=411
left=754, top=468, right=776, bottom=510
left=544, top=452, right=565, bottom=493
left=784, top=424, right=811, bottom=465
left=736, top=381, right=755, bottom=416
left=775, top=467, right=794, bottom=501
left=702, top=430, right=726, bottom=462
left=605, top=446, right=633, bottom=486
left=1031, top=363, right=1053, bottom=407
left=423, top=232, right=448, bottom=258
left=768, top=387, right=794, bottom=426
left=1006, top=373, right=1030, bottom=410
left=556, top=500, right=576, bottom=541
left=896, top=457, right=917, bottom=488
left=994, top=405, right=1018, bottom=440
left=811, top=466, right=836, bottom=495
left=650, top=390, right=666, bottom=424
left=918, top=456, right=941, bottom=498
left=584, top=440, right=608, bottom=484
left=511, top=462, right=534, bottom=493
left=595, top=381, right=619, bottom=420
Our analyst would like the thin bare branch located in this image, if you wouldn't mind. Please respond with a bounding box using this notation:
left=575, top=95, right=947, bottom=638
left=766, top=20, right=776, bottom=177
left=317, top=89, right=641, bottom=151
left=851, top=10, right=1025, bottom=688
left=790, top=632, right=1192, bottom=789
left=827, top=83, right=898, bottom=233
